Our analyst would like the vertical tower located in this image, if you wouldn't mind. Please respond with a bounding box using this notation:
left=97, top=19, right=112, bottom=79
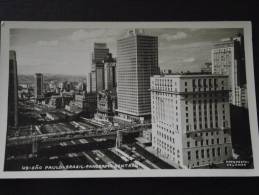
left=211, top=33, right=246, bottom=107
left=8, top=50, right=19, bottom=128
left=91, top=43, right=109, bottom=92
left=35, top=73, right=44, bottom=99
left=116, top=29, right=159, bottom=121
left=87, top=72, right=93, bottom=93
left=104, top=53, right=116, bottom=90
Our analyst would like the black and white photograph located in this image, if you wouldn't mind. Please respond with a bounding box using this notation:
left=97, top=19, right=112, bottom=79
left=0, top=22, right=258, bottom=177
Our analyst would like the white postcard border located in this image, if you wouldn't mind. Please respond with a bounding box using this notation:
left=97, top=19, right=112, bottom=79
left=0, top=21, right=258, bottom=178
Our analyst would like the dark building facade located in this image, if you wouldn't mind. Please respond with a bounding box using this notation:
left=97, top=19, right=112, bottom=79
left=95, top=53, right=117, bottom=122
left=96, top=89, right=117, bottom=122
left=104, top=53, right=116, bottom=90
left=90, top=43, right=110, bottom=93
left=8, top=50, right=19, bottom=128
left=35, top=73, right=44, bottom=100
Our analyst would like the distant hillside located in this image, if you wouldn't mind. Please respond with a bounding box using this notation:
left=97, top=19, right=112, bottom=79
left=18, top=75, right=34, bottom=85
left=18, top=74, right=86, bottom=85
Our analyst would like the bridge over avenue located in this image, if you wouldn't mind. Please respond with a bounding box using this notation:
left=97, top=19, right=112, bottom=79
left=6, top=123, right=151, bottom=147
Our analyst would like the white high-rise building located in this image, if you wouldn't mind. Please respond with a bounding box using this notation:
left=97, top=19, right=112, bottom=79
left=116, top=29, right=159, bottom=122
left=211, top=34, right=247, bottom=108
left=151, top=73, right=233, bottom=168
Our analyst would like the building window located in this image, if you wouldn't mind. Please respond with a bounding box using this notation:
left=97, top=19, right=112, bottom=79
left=188, top=151, right=191, bottom=160
left=212, top=148, right=215, bottom=157
left=201, top=149, right=204, bottom=158
left=207, top=149, right=210, bottom=158
left=217, top=138, right=219, bottom=144
left=196, top=150, right=199, bottom=159
left=225, top=147, right=228, bottom=155
left=211, top=139, right=214, bottom=145
left=187, top=142, right=190, bottom=148
left=217, top=147, right=221, bottom=156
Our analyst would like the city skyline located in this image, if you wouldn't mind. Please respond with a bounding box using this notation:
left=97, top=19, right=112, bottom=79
left=10, top=28, right=243, bottom=75
left=4, top=24, right=253, bottom=172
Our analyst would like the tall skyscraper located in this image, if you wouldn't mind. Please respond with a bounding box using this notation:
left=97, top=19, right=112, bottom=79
left=151, top=74, right=232, bottom=168
left=116, top=29, right=159, bottom=121
left=211, top=33, right=247, bottom=107
left=104, top=53, right=116, bottom=90
left=91, top=43, right=110, bottom=70
left=91, top=43, right=110, bottom=92
left=96, top=53, right=117, bottom=122
left=35, top=73, right=44, bottom=99
left=8, top=50, right=19, bottom=128
left=87, top=72, right=93, bottom=93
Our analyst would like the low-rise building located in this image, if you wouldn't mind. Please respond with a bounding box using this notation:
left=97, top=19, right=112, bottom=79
left=48, top=94, right=73, bottom=109
left=96, top=89, right=117, bottom=122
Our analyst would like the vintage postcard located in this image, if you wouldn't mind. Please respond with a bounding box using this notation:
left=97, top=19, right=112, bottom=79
left=0, top=21, right=258, bottom=178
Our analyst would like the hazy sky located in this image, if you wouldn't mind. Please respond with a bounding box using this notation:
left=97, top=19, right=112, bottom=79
left=10, top=28, right=243, bottom=76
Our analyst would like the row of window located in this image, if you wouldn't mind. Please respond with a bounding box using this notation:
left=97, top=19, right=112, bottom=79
left=186, top=137, right=228, bottom=148
left=156, top=140, right=180, bottom=157
left=186, top=130, right=229, bottom=138
left=157, top=131, right=175, bottom=143
left=187, top=147, right=229, bottom=160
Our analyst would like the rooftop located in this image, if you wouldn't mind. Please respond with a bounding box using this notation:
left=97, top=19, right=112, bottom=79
left=152, top=72, right=228, bottom=78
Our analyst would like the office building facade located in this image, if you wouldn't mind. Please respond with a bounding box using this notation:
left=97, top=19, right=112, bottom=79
left=87, top=72, right=93, bottom=93
left=104, top=53, right=116, bottom=90
left=117, top=29, right=159, bottom=122
left=96, top=90, right=117, bottom=122
left=35, top=73, right=44, bottom=100
left=151, top=74, right=233, bottom=168
left=91, top=43, right=110, bottom=92
left=211, top=33, right=247, bottom=108
left=8, top=50, right=19, bottom=128
left=96, top=53, right=117, bottom=122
